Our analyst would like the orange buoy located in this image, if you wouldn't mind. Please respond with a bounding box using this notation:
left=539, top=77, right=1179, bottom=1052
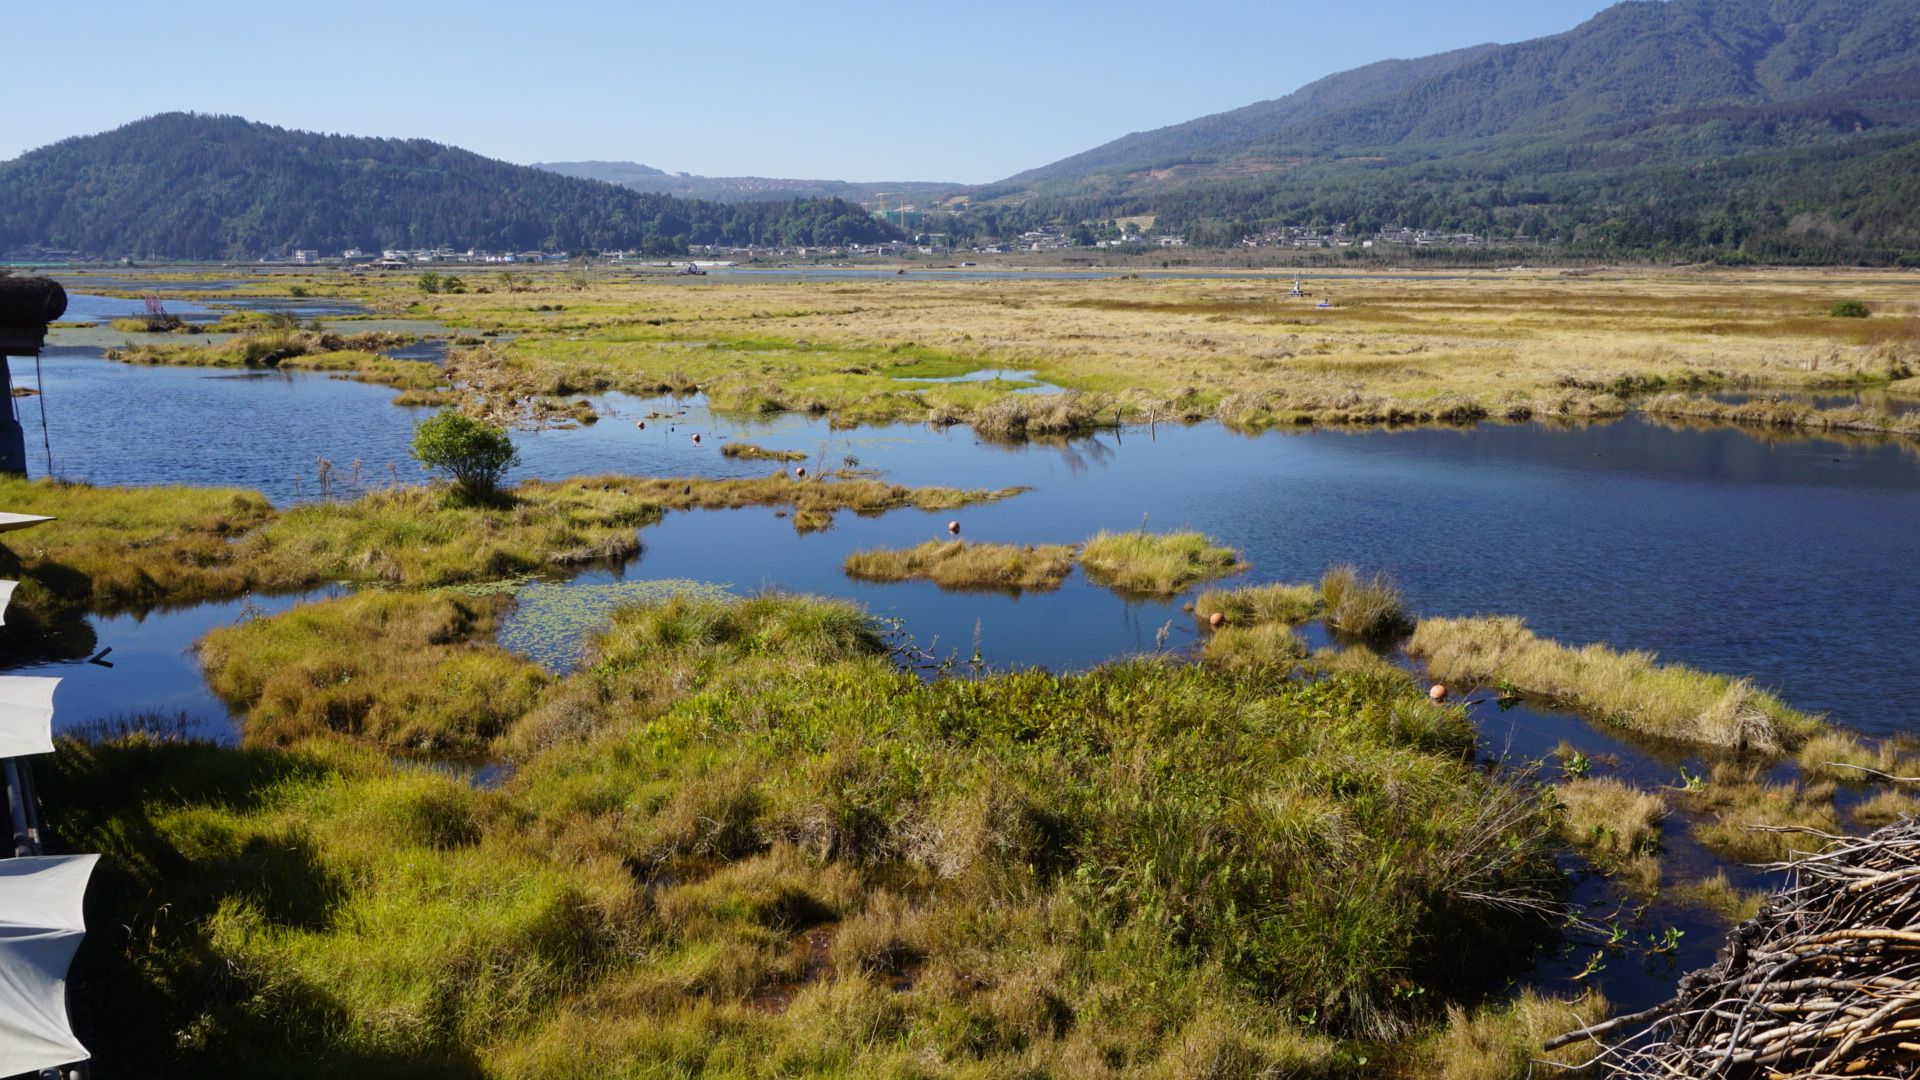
left=795, top=466, right=807, bottom=477
left=1208, top=612, right=1226, bottom=629
left=947, top=520, right=960, bottom=535
left=1429, top=684, right=1449, bottom=702
left=692, top=433, right=701, bottom=443
left=635, top=420, right=645, bottom=429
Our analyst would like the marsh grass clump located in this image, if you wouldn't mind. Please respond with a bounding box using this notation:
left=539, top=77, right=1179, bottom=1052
left=1642, top=393, right=1920, bottom=439
left=1319, top=564, right=1411, bottom=638
left=843, top=539, right=1076, bottom=592
left=1668, top=871, right=1769, bottom=925
left=199, top=590, right=549, bottom=753
left=1077, top=529, right=1246, bottom=595
left=1191, top=581, right=1319, bottom=627
left=719, top=441, right=808, bottom=462
left=1408, top=615, right=1821, bottom=752
left=1683, top=761, right=1839, bottom=862
left=1200, top=621, right=1308, bottom=672
left=1416, top=990, right=1610, bottom=1080
left=1556, top=777, right=1665, bottom=892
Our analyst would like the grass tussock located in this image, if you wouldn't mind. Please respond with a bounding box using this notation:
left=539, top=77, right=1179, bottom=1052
left=1414, top=989, right=1610, bottom=1079
left=843, top=539, right=1076, bottom=592
left=1320, top=564, right=1411, bottom=638
left=719, top=441, right=808, bottom=462
left=1200, top=622, right=1309, bottom=673
left=199, top=591, right=549, bottom=753
left=1852, top=789, right=1920, bottom=827
left=1682, top=761, right=1840, bottom=862
left=1557, top=777, right=1665, bottom=892
left=1192, top=581, right=1320, bottom=627
left=1077, top=529, right=1246, bottom=595
left=1408, top=616, right=1821, bottom=752
left=1667, top=871, right=1770, bottom=925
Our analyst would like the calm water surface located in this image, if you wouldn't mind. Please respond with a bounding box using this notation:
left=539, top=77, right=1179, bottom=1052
left=11, top=346, right=1918, bottom=745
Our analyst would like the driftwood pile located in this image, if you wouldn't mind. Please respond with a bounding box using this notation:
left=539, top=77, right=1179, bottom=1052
left=1551, top=818, right=1920, bottom=1077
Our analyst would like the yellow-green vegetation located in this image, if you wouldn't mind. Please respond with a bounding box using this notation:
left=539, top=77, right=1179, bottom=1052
left=1667, top=871, right=1770, bottom=925
left=1643, top=392, right=1920, bottom=438
left=1077, top=528, right=1246, bottom=594
left=1852, top=789, right=1920, bottom=827
left=1408, top=615, right=1821, bottom=752
left=1201, top=621, right=1309, bottom=673
left=200, top=591, right=549, bottom=754
left=1193, top=581, right=1320, bottom=626
left=1411, top=990, right=1609, bottom=1079
left=0, top=474, right=1021, bottom=613
left=1795, top=730, right=1920, bottom=783
left=179, top=267, right=1920, bottom=440
left=843, top=538, right=1077, bottom=592
left=55, top=593, right=1571, bottom=1075
left=107, top=328, right=441, bottom=394
left=0, top=476, right=274, bottom=616
left=719, top=441, right=808, bottom=462
left=1320, top=564, right=1411, bottom=638
left=1682, top=761, right=1840, bottom=862
left=1556, top=777, right=1666, bottom=892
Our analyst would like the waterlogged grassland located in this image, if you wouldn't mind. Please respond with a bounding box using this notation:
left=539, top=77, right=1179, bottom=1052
left=51, top=592, right=1600, bottom=1076
left=1078, top=529, right=1246, bottom=594
left=146, top=267, right=1914, bottom=436
left=0, top=474, right=1020, bottom=617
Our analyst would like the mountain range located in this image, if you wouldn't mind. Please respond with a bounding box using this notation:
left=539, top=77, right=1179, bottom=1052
left=0, top=114, right=901, bottom=260
left=3, top=0, right=1918, bottom=262
left=533, top=162, right=955, bottom=206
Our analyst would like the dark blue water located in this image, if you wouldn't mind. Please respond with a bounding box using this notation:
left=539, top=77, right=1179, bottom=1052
left=8, top=350, right=1920, bottom=742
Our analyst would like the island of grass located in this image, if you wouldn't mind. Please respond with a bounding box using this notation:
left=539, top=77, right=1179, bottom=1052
left=719, top=441, right=808, bottom=462
left=843, top=538, right=1077, bottom=592
left=1077, top=529, right=1246, bottom=594
left=50, top=591, right=1603, bottom=1076
left=1408, top=614, right=1822, bottom=752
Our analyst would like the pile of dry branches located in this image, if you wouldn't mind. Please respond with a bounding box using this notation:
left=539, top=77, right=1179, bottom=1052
left=1551, top=818, right=1920, bottom=1077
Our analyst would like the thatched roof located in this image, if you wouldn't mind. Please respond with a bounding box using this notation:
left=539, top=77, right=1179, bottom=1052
left=0, top=277, right=68, bottom=329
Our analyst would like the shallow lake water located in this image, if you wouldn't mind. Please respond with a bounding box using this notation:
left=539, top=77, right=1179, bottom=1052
left=10, top=346, right=1919, bottom=745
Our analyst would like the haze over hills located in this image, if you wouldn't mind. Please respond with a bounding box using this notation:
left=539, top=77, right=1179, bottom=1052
left=0, top=114, right=903, bottom=260
left=535, top=161, right=957, bottom=206
left=980, top=0, right=1920, bottom=260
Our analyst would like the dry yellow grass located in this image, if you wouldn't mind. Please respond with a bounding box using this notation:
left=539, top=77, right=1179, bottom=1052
left=120, top=267, right=1918, bottom=439
left=1078, top=530, right=1246, bottom=595
left=1557, top=777, right=1666, bottom=893
left=1408, top=615, right=1820, bottom=752
left=1683, top=761, right=1840, bottom=863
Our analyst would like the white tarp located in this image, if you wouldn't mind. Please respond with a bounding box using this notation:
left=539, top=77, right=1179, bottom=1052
left=0, top=580, right=14, bottom=626
left=0, top=677, right=59, bottom=758
left=0, top=854, right=97, bottom=1075
left=0, top=514, right=54, bottom=535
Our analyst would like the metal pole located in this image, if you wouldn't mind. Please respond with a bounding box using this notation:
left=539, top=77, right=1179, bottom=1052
left=4, top=757, right=34, bottom=856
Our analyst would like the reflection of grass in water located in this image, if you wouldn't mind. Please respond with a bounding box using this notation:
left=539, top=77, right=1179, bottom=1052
left=489, top=579, right=734, bottom=671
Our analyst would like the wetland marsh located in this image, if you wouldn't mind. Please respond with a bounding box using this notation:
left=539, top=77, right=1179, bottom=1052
left=12, top=267, right=1920, bottom=1077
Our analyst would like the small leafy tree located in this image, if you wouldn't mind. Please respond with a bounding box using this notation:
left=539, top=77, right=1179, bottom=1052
left=440, top=275, right=468, bottom=294
left=418, top=271, right=444, bottom=294
left=411, top=409, right=518, bottom=499
left=1830, top=300, right=1870, bottom=318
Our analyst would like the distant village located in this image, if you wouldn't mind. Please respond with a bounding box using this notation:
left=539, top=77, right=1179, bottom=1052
left=3, top=218, right=1511, bottom=266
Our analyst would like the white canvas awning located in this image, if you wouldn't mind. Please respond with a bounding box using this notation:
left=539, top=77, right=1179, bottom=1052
left=0, top=514, right=54, bottom=535
left=0, top=854, right=97, bottom=1075
left=0, top=580, right=14, bottom=626
left=0, top=678, right=59, bottom=758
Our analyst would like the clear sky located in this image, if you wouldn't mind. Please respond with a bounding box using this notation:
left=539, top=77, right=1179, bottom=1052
left=7, top=0, right=1619, bottom=183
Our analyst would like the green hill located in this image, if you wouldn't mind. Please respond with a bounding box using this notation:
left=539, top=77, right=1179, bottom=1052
left=983, top=0, right=1920, bottom=261
left=535, top=161, right=958, bottom=206
left=0, top=114, right=903, bottom=260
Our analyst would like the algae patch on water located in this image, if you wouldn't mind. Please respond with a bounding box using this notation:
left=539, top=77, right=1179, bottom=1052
left=467, top=578, right=736, bottom=671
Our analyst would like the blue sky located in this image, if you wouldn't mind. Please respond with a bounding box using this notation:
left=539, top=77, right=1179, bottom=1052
left=8, top=1, right=1618, bottom=182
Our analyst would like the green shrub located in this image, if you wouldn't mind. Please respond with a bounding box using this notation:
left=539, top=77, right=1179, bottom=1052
left=1830, top=300, right=1870, bottom=318
left=411, top=409, right=519, bottom=499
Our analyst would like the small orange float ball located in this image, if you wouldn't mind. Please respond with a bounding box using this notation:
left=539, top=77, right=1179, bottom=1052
left=1208, top=612, right=1226, bottom=629
left=1429, top=684, right=1449, bottom=702
left=948, top=520, right=960, bottom=535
